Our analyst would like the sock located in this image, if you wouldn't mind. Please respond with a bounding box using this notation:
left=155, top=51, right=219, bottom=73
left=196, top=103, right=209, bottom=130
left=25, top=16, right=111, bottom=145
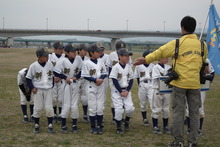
left=21, top=105, right=27, bottom=116
left=125, top=116, right=130, bottom=123
left=141, top=111, right=147, bottom=120
left=34, top=117, right=40, bottom=125
left=59, top=107, right=62, bottom=115
left=116, top=120, right=122, bottom=129
left=152, top=117, right=158, bottom=128
left=72, top=119, right=77, bottom=126
left=83, top=105, right=88, bottom=116
left=111, top=108, right=115, bottom=120
left=90, top=116, right=96, bottom=128
left=186, top=116, right=190, bottom=130
left=163, top=118, right=168, bottom=127
left=199, top=118, right=204, bottom=130
left=53, top=107, right=57, bottom=116
left=47, top=117, right=53, bottom=125
left=97, top=115, right=103, bottom=127
left=30, top=105, right=34, bottom=116
left=61, top=118, right=66, bottom=127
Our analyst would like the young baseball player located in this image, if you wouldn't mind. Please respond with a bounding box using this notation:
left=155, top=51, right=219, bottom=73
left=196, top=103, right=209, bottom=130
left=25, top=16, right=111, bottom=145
left=109, top=48, right=135, bottom=134
left=26, top=48, right=54, bottom=134
left=53, top=43, right=82, bottom=133
left=106, top=40, right=132, bottom=124
left=48, top=41, right=65, bottom=123
left=81, top=44, right=107, bottom=135
left=151, top=58, right=171, bottom=134
left=134, top=51, right=154, bottom=127
left=77, top=44, right=90, bottom=123
left=17, top=68, right=34, bottom=123
left=185, top=58, right=215, bottom=136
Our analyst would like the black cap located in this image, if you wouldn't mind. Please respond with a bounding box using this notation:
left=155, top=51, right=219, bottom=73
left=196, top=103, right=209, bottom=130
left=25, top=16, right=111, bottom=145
left=116, top=40, right=126, bottom=50
left=36, top=48, right=49, bottom=57
left=142, top=51, right=151, bottom=57
left=117, top=48, right=133, bottom=56
left=64, top=43, right=77, bottom=52
left=88, top=44, right=102, bottom=52
left=53, top=41, right=64, bottom=50
left=96, top=42, right=105, bottom=51
left=77, top=44, right=88, bottom=51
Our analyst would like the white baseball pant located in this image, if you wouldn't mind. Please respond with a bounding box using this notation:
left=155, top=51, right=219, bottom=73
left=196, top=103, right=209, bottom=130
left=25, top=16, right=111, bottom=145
left=52, top=81, right=64, bottom=107
left=19, top=89, right=34, bottom=105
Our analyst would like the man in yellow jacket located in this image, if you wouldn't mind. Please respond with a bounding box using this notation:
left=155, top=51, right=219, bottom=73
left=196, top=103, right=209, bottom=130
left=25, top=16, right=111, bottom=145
left=134, top=16, right=207, bottom=147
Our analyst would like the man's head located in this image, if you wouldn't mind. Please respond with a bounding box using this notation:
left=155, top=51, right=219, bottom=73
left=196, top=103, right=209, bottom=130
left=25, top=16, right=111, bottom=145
left=88, top=44, right=102, bottom=59
left=64, top=44, right=77, bottom=59
left=118, top=48, right=133, bottom=64
left=36, top=48, right=49, bottom=63
left=180, top=16, right=196, bottom=34
left=53, top=41, right=64, bottom=55
left=77, top=44, right=88, bottom=57
left=116, top=40, right=126, bottom=50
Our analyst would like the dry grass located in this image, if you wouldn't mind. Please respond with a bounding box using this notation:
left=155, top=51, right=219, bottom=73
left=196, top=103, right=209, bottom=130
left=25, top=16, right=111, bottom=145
left=0, top=48, right=219, bottom=147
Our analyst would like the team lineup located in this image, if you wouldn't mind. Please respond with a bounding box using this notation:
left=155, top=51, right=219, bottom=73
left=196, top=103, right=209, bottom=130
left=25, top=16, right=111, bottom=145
left=17, top=39, right=214, bottom=136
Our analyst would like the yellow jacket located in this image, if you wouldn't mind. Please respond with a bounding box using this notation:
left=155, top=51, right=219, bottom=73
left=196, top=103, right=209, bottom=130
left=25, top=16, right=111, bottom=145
left=145, top=34, right=208, bottom=89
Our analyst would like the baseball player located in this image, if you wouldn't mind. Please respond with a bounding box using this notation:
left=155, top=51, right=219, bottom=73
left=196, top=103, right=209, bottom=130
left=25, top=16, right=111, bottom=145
left=17, top=68, right=34, bottom=123
left=185, top=58, right=215, bottom=136
left=26, top=48, right=54, bottom=134
left=48, top=41, right=65, bottom=123
left=151, top=58, right=171, bottom=134
left=106, top=40, right=132, bottom=124
left=134, top=51, right=154, bottom=127
left=109, top=48, right=135, bottom=134
left=53, top=44, right=82, bottom=133
left=77, top=44, right=90, bottom=123
left=81, top=44, right=107, bottom=135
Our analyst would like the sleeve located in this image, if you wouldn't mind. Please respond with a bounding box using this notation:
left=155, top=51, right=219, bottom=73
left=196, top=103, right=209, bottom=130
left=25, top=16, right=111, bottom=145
left=109, top=66, right=118, bottom=79
left=134, top=66, right=139, bottom=78
left=17, top=71, right=22, bottom=85
left=126, top=79, right=133, bottom=91
left=112, top=78, right=122, bottom=93
left=81, top=62, right=90, bottom=78
left=53, top=71, right=67, bottom=80
left=106, top=54, right=112, bottom=68
left=26, top=78, right=35, bottom=90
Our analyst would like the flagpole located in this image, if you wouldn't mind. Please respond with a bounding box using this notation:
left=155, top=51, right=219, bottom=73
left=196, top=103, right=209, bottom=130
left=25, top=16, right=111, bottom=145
left=199, top=0, right=214, bottom=40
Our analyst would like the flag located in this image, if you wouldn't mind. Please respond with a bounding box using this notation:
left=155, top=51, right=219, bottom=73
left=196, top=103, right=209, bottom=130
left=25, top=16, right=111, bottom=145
left=206, top=4, right=220, bottom=75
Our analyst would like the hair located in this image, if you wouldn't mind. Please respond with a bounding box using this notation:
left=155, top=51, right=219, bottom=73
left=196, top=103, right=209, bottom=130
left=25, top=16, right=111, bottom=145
left=180, top=16, right=196, bottom=33
left=88, top=51, right=93, bottom=57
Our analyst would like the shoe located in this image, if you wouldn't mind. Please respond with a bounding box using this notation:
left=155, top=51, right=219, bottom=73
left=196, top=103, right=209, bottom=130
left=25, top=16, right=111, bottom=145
left=143, top=119, right=150, bottom=127
left=83, top=115, right=89, bottom=123
left=163, top=126, right=170, bottom=134
left=188, top=142, right=198, bottom=147
left=96, top=126, right=103, bottom=135
left=116, top=128, right=124, bottom=134
left=48, top=124, right=54, bottom=133
left=53, top=116, right=57, bottom=123
left=112, top=119, right=116, bottom=125
left=23, top=115, right=28, bottom=123
left=61, top=126, right=68, bottom=133
left=72, top=125, right=78, bottom=133
left=33, top=124, right=40, bottom=134
left=187, top=128, right=190, bottom=135
left=153, top=126, right=162, bottom=135
left=168, top=141, right=184, bottom=147
left=90, top=127, right=97, bottom=134
left=198, top=129, right=202, bottom=137
left=124, top=121, right=130, bottom=131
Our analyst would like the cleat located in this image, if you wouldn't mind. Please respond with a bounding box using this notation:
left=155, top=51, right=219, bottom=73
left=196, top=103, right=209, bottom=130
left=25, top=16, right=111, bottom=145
left=33, top=124, right=40, bottom=134
left=90, top=127, right=97, bottom=134
left=96, top=126, right=104, bottom=135
left=163, top=126, right=170, bottom=134
left=23, top=115, right=29, bottom=123
left=153, top=126, right=162, bottom=135
left=116, top=128, right=124, bottom=134
left=83, top=115, right=89, bottom=123
left=124, top=121, right=130, bottom=131
left=143, top=119, right=150, bottom=127
left=72, top=125, right=78, bottom=133
left=188, top=142, right=198, bottom=147
left=168, top=141, right=184, bottom=147
left=61, top=126, right=68, bottom=133
left=48, top=124, right=54, bottom=133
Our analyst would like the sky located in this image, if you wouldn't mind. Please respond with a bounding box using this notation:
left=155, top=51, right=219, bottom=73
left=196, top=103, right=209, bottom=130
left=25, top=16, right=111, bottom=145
left=0, top=0, right=220, bottom=32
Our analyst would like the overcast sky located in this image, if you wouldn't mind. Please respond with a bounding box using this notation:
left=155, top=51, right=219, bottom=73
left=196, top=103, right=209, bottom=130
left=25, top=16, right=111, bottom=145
left=1, top=0, right=220, bottom=32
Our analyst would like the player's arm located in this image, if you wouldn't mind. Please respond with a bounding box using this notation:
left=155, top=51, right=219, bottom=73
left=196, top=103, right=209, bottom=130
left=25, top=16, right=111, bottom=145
left=112, top=78, right=123, bottom=93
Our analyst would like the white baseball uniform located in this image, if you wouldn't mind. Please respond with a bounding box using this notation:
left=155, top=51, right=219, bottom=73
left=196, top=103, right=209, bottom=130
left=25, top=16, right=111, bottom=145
left=26, top=61, right=54, bottom=118
left=54, top=56, right=82, bottom=119
left=151, top=63, right=171, bottom=119
left=81, top=59, right=107, bottom=117
left=134, top=63, right=154, bottom=112
left=18, top=68, right=34, bottom=105
left=48, top=53, right=65, bottom=108
left=109, top=63, right=135, bottom=121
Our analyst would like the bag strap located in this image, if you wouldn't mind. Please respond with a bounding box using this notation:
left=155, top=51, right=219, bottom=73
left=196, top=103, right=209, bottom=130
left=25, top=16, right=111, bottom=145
left=173, top=39, right=179, bottom=70
left=201, top=40, right=204, bottom=60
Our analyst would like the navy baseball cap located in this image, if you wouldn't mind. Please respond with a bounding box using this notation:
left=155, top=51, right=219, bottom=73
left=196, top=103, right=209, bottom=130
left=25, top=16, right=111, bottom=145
left=116, top=40, right=126, bottom=50
left=88, top=44, right=102, bottom=52
left=36, top=48, right=50, bottom=57
left=64, top=44, right=77, bottom=52
left=77, top=44, right=88, bottom=51
left=53, top=41, right=64, bottom=49
left=96, top=42, right=105, bottom=51
left=117, top=48, right=133, bottom=56
left=142, top=51, right=152, bottom=57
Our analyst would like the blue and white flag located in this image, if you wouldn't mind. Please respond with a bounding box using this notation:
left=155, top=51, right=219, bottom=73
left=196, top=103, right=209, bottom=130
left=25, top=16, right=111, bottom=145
left=206, top=4, right=220, bottom=75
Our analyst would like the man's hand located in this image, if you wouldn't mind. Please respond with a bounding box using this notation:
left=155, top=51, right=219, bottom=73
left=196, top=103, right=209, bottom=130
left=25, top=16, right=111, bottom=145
left=32, top=88, right=37, bottom=94
left=120, top=91, right=129, bottom=97
left=72, top=77, right=77, bottom=81
left=96, top=79, right=103, bottom=86
left=66, top=77, right=71, bottom=84
left=133, top=57, right=147, bottom=66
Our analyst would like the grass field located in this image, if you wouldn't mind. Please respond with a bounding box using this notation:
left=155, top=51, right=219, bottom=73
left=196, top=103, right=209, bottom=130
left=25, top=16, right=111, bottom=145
left=0, top=48, right=219, bottom=147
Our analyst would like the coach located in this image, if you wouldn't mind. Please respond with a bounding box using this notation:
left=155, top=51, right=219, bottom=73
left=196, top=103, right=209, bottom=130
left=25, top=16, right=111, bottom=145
left=134, top=16, right=208, bottom=147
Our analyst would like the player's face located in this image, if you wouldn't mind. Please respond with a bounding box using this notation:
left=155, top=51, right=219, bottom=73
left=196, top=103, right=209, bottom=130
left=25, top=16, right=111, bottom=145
left=119, top=55, right=129, bottom=64
left=99, top=51, right=104, bottom=56
left=67, top=51, right=76, bottom=59
left=79, top=49, right=87, bottom=56
left=38, top=56, right=49, bottom=63
left=54, top=49, right=64, bottom=55
left=160, top=58, right=168, bottom=64
left=91, top=51, right=101, bottom=59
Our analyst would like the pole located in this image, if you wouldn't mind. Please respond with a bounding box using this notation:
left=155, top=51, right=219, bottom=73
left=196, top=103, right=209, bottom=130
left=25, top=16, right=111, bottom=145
left=3, top=17, right=5, bottom=30
left=163, top=21, right=166, bottom=32
left=87, top=19, right=90, bottom=31
left=126, top=20, right=128, bottom=31
left=199, top=0, right=213, bottom=40
left=46, top=18, right=48, bottom=31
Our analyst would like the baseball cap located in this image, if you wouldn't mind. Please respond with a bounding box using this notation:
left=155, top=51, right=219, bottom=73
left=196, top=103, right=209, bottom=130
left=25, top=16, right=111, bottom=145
left=53, top=41, right=64, bottom=49
left=117, top=48, right=133, bottom=56
left=88, top=44, right=102, bottom=52
left=64, top=43, right=77, bottom=52
left=36, top=48, right=50, bottom=57
left=77, top=44, right=88, bottom=51
left=142, top=51, right=152, bottom=57
left=96, top=42, right=105, bottom=51
left=116, top=40, right=126, bottom=50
